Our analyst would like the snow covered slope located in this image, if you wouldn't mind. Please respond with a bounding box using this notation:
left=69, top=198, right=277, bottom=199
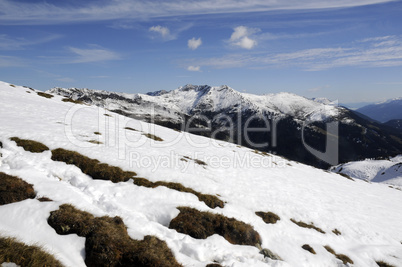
left=331, top=155, right=402, bottom=186
left=1, top=81, right=402, bottom=267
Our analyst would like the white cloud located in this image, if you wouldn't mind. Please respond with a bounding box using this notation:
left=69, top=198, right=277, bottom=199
left=56, top=77, right=75, bottom=83
left=187, top=65, right=201, bottom=72
left=184, top=35, right=402, bottom=70
left=149, top=25, right=170, bottom=37
left=0, top=55, right=25, bottom=67
left=68, top=46, right=121, bottom=63
left=229, top=26, right=259, bottom=49
left=188, top=37, right=202, bottom=50
left=0, top=34, right=61, bottom=50
left=0, top=0, right=395, bottom=25
left=308, top=85, right=330, bottom=92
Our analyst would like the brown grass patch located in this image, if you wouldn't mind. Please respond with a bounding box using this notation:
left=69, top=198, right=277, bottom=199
left=51, top=148, right=136, bottom=183
left=37, top=196, right=53, bottom=202
left=133, top=178, right=223, bottom=209
left=290, top=219, right=325, bottom=234
left=253, top=150, right=270, bottom=156
left=206, top=264, right=222, bottom=267
left=0, top=172, right=36, bottom=205
left=332, top=228, right=341, bottom=235
left=88, top=140, right=103, bottom=145
left=48, top=204, right=181, bottom=267
left=169, top=207, right=261, bottom=246
left=183, top=156, right=207, bottom=166
left=0, top=236, right=64, bottom=267
left=37, top=92, right=54, bottom=99
left=104, top=114, right=112, bottom=117
left=124, top=127, right=138, bottom=132
left=255, top=211, right=280, bottom=224
left=376, top=261, right=396, bottom=267
left=62, top=98, right=84, bottom=104
left=324, top=245, right=353, bottom=265
left=93, top=132, right=101, bottom=135
left=301, top=244, right=316, bottom=254
left=10, top=137, right=49, bottom=153
left=143, top=133, right=164, bottom=141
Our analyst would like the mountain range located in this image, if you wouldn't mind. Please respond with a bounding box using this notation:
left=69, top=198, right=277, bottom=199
left=48, top=85, right=402, bottom=169
left=1, top=81, right=402, bottom=267
left=356, top=98, right=402, bottom=123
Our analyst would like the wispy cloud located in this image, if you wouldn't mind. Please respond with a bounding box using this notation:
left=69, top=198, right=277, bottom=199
left=308, top=85, right=330, bottom=92
left=0, top=0, right=395, bottom=25
left=0, top=55, right=25, bottom=67
left=186, top=35, right=402, bottom=71
left=149, top=25, right=171, bottom=38
left=187, top=65, right=201, bottom=72
left=188, top=37, right=202, bottom=50
left=0, top=34, right=61, bottom=50
left=56, top=77, right=75, bottom=83
left=68, top=45, right=121, bottom=63
left=149, top=24, right=193, bottom=41
left=228, top=26, right=260, bottom=49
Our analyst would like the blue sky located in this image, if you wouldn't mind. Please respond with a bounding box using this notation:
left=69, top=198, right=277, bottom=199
left=1, top=0, right=402, bottom=104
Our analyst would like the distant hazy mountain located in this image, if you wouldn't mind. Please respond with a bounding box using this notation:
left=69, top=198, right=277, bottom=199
left=340, top=101, right=376, bottom=110
left=356, top=98, right=402, bottom=123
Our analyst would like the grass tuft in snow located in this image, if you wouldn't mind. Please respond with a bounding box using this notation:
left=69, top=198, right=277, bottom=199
left=332, top=228, right=342, bottom=235
left=124, top=127, right=138, bottom=132
left=10, top=137, right=49, bottom=153
left=169, top=207, right=261, bottom=246
left=37, top=196, right=53, bottom=202
left=48, top=204, right=181, bottom=267
left=62, top=98, right=84, bottom=104
left=51, top=148, right=136, bottom=183
left=0, top=172, right=36, bottom=205
left=255, top=211, right=280, bottom=224
left=133, top=178, right=224, bottom=209
left=183, top=156, right=207, bottom=166
left=143, top=133, right=164, bottom=142
left=0, top=141, right=3, bottom=148
left=376, top=260, right=396, bottom=267
left=324, top=245, right=354, bottom=265
left=290, top=219, right=325, bottom=234
left=253, top=150, right=270, bottom=156
left=301, top=244, right=316, bottom=254
left=87, top=140, right=103, bottom=145
left=0, top=236, right=65, bottom=267
left=93, top=132, right=101, bottom=135
left=206, top=264, right=222, bottom=267
left=37, top=92, right=54, bottom=99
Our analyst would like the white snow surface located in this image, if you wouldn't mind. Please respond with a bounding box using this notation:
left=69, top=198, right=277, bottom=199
left=331, top=156, right=402, bottom=186
left=48, top=84, right=341, bottom=122
left=1, top=81, right=402, bottom=267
